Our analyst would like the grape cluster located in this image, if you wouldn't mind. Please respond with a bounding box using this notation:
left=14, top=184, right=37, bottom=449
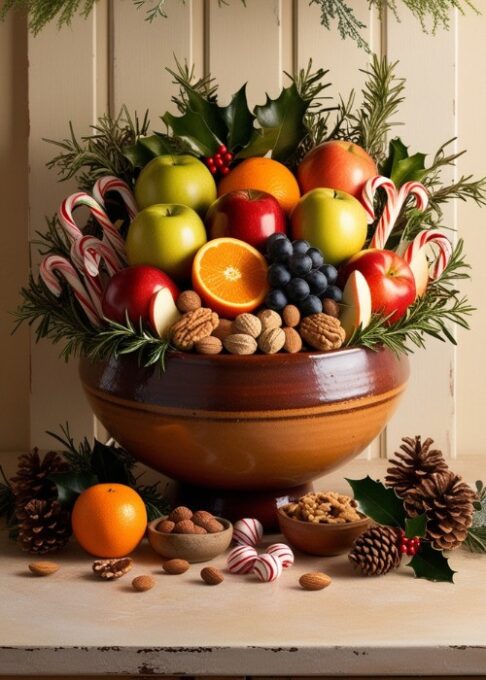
left=264, top=234, right=343, bottom=316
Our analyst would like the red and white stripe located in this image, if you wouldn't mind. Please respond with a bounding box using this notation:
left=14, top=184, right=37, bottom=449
left=402, top=229, right=452, bottom=280
left=226, top=545, right=258, bottom=574
left=71, top=235, right=123, bottom=278
left=266, top=543, right=294, bottom=569
left=361, top=175, right=397, bottom=225
left=58, top=192, right=127, bottom=263
left=233, top=518, right=264, bottom=547
left=92, top=175, right=138, bottom=221
left=39, top=254, right=101, bottom=326
left=251, top=553, right=283, bottom=582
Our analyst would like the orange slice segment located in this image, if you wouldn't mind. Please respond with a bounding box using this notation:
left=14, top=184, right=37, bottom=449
left=192, top=238, right=269, bottom=318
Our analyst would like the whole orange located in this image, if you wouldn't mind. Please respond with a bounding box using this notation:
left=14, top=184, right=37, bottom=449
left=218, top=158, right=300, bottom=214
left=71, top=483, right=147, bottom=557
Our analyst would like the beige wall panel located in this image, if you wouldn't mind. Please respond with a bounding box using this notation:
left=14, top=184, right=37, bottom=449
left=385, top=14, right=457, bottom=457
left=207, top=0, right=285, bottom=108
left=28, top=11, right=105, bottom=448
left=0, top=11, right=29, bottom=452
left=457, top=10, right=486, bottom=456
left=112, top=0, right=196, bottom=116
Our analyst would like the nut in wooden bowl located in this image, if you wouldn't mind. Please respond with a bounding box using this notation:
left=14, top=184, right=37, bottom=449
left=148, top=516, right=233, bottom=563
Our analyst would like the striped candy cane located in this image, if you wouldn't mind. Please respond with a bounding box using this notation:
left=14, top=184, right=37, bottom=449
left=71, top=235, right=123, bottom=278
left=361, top=175, right=397, bottom=225
left=39, top=254, right=101, bottom=326
left=92, top=175, right=138, bottom=221
left=402, top=229, right=452, bottom=281
left=58, top=192, right=127, bottom=263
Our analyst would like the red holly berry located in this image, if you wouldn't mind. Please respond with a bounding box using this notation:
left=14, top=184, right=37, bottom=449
left=224, top=152, right=233, bottom=162
left=219, top=144, right=227, bottom=154
left=215, top=157, right=224, bottom=168
left=221, top=166, right=230, bottom=176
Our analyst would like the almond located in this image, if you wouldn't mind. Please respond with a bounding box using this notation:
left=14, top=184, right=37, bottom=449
left=176, top=290, right=202, bottom=313
left=132, top=575, right=156, bottom=592
left=168, top=506, right=193, bottom=523
left=282, top=304, right=301, bottom=328
left=156, top=519, right=175, bottom=533
left=258, top=327, right=286, bottom=354
left=198, top=518, right=224, bottom=533
left=192, top=525, right=208, bottom=535
left=233, top=313, right=262, bottom=338
left=283, top=326, right=303, bottom=354
left=224, top=333, right=257, bottom=355
left=212, top=318, right=233, bottom=341
left=192, top=510, right=215, bottom=525
left=195, top=335, right=223, bottom=355
left=28, top=561, right=59, bottom=577
left=174, top=519, right=196, bottom=534
left=163, top=558, right=190, bottom=575
left=257, top=308, right=282, bottom=330
left=299, top=572, right=332, bottom=591
left=322, top=298, right=340, bottom=318
left=200, top=566, right=224, bottom=585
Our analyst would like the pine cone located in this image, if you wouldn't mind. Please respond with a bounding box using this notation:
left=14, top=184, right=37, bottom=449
left=386, top=436, right=449, bottom=498
left=17, top=498, right=71, bottom=554
left=349, top=525, right=402, bottom=576
left=404, top=470, right=476, bottom=551
left=11, top=448, right=68, bottom=509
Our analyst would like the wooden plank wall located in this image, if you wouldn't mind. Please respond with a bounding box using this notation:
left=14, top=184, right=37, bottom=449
left=3, top=1, right=484, bottom=457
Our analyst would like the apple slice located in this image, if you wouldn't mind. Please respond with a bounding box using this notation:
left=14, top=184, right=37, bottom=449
left=397, top=241, right=429, bottom=298
left=149, top=288, right=181, bottom=339
left=339, top=270, right=372, bottom=340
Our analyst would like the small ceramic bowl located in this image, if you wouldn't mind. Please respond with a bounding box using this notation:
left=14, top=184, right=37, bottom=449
left=277, top=507, right=370, bottom=556
left=147, top=517, right=233, bottom=563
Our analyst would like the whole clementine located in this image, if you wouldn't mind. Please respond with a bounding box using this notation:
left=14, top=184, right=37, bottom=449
left=218, top=158, right=300, bottom=214
left=71, top=483, right=147, bottom=557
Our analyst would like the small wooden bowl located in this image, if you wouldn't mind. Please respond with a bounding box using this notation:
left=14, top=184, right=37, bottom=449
left=147, top=517, right=233, bottom=563
left=277, top=507, right=370, bottom=556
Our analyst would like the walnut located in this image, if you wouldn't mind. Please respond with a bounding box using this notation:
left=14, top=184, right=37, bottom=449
left=176, top=290, right=202, bottom=313
left=232, top=313, right=262, bottom=338
left=224, top=333, right=258, bottom=355
left=171, top=307, right=219, bottom=351
left=299, top=313, right=345, bottom=351
left=257, top=309, right=282, bottom=330
left=195, top=336, right=223, bottom=355
left=258, top=327, right=285, bottom=354
left=92, top=557, right=133, bottom=580
left=282, top=491, right=361, bottom=524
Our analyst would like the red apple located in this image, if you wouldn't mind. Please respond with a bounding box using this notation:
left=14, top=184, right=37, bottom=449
left=339, top=249, right=416, bottom=323
left=206, top=189, right=286, bottom=251
left=297, top=140, right=378, bottom=200
left=102, top=265, right=179, bottom=328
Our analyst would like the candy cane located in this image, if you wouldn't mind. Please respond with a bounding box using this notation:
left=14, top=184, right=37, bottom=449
left=361, top=175, right=397, bottom=225
left=71, top=235, right=123, bottom=278
left=39, top=254, right=101, bottom=326
left=92, top=176, right=138, bottom=221
left=58, top=192, right=127, bottom=263
left=402, top=229, right=452, bottom=281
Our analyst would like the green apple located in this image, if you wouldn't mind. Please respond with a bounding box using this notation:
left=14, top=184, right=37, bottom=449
left=126, top=204, right=207, bottom=280
left=290, top=188, right=367, bottom=266
left=134, top=154, right=217, bottom=216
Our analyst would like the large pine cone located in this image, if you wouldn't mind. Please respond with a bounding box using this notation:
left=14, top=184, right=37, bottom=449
left=386, top=436, right=449, bottom=499
left=404, top=470, right=476, bottom=550
left=349, top=525, right=402, bottom=576
left=11, top=448, right=68, bottom=509
left=17, top=498, right=71, bottom=554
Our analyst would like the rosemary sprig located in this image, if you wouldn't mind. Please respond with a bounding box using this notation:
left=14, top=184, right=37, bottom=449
left=45, top=422, right=94, bottom=473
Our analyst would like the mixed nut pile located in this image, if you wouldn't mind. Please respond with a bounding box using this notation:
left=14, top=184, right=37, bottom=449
left=282, top=492, right=362, bottom=524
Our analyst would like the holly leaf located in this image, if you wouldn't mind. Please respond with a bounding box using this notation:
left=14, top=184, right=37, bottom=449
left=237, top=84, right=308, bottom=163
left=162, top=109, right=222, bottom=156
left=90, top=440, right=133, bottom=485
left=49, top=471, right=98, bottom=508
left=123, top=133, right=190, bottom=168
left=405, top=513, right=427, bottom=539
left=381, top=137, right=427, bottom=187
left=221, top=84, right=255, bottom=152
left=408, top=542, right=456, bottom=583
left=346, top=476, right=406, bottom=527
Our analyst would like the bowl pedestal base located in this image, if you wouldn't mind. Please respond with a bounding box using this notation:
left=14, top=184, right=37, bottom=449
left=175, top=482, right=313, bottom=530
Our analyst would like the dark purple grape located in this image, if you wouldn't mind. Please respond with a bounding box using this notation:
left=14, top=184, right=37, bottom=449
left=305, top=270, right=328, bottom=296
left=299, top=295, right=323, bottom=316
left=323, top=285, right=343, bottom=303
left=292, top=239, right=310, bottom=255
left=307, top=247, right=324, bottom=269
left=267, top=236, right=293, bottom=263
left=265, top=232, right=287, bottom=253
left=265, top=288, right=288, bottom=311
left=320, top=263, right=338, bottom=285
left=289, top=253, right=313, bottom=277
left=285, top=278, right=310, bottom=303
left=268, top=263, right=291, bottom=288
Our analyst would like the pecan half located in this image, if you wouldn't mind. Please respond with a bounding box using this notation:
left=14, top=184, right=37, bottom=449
left=299, top=313, right=346, bottom=351
left=92, top=557, right=133, bottom=580
left=171, top=307, right=219, bottom=351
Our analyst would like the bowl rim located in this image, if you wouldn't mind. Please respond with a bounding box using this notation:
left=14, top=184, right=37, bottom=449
left=277, top=506, right=369, bottom=530
left=147, top=515, right=233, bottom=536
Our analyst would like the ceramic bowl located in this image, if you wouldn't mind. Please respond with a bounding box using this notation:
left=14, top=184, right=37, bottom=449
left=277, top=507, right=370, bottom=556
left=147, top=516, right=233, bottom=563
left=79, top=347, right=409, bottom=492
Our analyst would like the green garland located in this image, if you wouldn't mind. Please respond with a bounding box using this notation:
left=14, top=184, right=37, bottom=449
left=0, top=0, right=479, bottom=46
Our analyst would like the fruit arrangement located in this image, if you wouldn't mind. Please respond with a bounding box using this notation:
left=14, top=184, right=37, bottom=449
left=16, top=57, right=483, bottom=364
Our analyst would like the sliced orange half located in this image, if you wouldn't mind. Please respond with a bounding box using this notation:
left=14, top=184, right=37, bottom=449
left=192, top=237, right=269, bottom=318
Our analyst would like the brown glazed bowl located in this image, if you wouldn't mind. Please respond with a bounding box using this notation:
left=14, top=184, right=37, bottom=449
left=79, top=347, right=409, bottom=491
left=147, top=516, right=233, bottom=563
left=277, top=507, right=370, bottom=556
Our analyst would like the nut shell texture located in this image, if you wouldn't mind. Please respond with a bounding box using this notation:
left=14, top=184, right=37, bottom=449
left=299, top=313, right=345, bottom=351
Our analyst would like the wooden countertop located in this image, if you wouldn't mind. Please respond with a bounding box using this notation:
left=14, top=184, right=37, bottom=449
left=1, top=455, right=485, bottom=677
